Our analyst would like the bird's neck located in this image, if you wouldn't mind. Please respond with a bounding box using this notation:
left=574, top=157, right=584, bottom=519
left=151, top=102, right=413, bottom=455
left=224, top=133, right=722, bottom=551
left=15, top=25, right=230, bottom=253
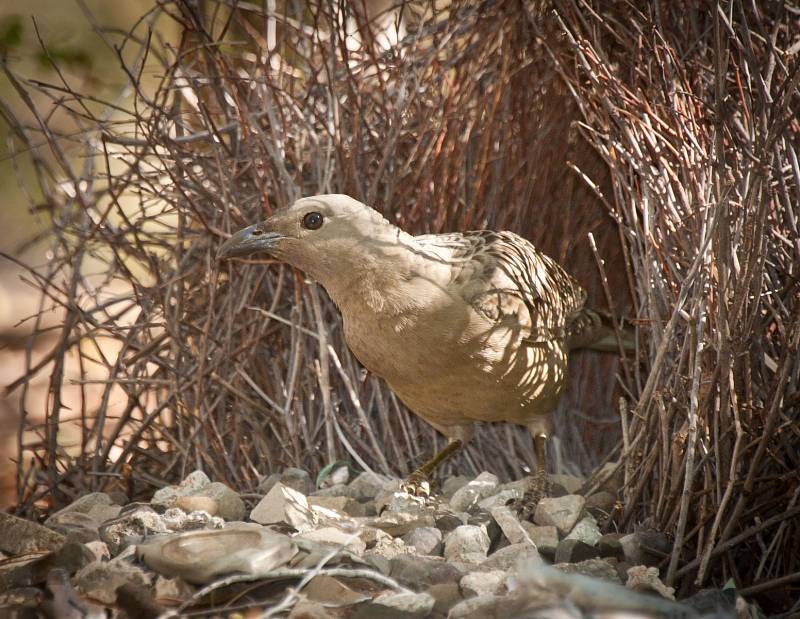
left=323, top=233, right=430, bottom=317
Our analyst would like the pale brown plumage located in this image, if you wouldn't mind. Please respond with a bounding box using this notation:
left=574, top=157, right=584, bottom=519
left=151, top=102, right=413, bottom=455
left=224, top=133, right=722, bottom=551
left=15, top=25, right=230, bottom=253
left=218, top=194, right=615, bottom=506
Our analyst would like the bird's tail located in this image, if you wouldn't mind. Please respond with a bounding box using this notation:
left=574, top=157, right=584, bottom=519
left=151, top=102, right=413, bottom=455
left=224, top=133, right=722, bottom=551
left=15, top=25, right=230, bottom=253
left=566, top=308, right=636, bottom=354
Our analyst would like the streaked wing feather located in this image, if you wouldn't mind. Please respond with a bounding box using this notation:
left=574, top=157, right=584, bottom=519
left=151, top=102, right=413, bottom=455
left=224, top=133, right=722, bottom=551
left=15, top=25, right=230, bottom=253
left=415, top=230, right=587, bottom=342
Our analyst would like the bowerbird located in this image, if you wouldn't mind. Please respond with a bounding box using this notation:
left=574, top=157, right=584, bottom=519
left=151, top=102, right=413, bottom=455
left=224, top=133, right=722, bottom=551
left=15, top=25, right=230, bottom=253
left=218, top=194, right=627, bottom=513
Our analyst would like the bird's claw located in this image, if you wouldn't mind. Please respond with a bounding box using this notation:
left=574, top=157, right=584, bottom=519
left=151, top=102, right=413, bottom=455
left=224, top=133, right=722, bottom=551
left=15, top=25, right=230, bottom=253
left=400, top=471, right=432, bottom=497
left=508, top=472, right=549, bottom=521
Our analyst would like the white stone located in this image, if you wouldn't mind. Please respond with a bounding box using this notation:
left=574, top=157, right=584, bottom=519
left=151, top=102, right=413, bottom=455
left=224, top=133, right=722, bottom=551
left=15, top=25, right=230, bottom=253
left=460, top=569, right=507, bottom=596
left=296, top=526, right=366, bottom=556
left=523, top=524, right=559, bottom=554
left=402, top=526, right=443, bottom=556
left=443, top=525, right=490, bottom=562
left=249, top=482, right=316, bottom=532
left=373, top=591, right=435, bottom=616
left=449, top=473, right=499, bottom=512
left=490, top=505, right=534, bottom=546
left=533, top=494, right=585, bottom=534
left=565, top=515, right=601, bottom=546
left=626, top=565, right=675, bottom=599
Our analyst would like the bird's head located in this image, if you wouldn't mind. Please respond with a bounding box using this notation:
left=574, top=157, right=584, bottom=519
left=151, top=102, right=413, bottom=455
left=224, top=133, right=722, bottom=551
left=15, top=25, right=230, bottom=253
left=217, top=194, right=403, bottom=285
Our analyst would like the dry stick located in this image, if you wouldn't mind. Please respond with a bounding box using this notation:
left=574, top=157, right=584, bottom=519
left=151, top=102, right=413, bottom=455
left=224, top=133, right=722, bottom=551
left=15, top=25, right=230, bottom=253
left=754, top=485, right=800, bottom=581
left=666, top=274, right=709, bottom=586
left=309, top=285, right=337, bottom=465
left=327, top=345, right=391, bottom=477
left=587, top=231, right=635, bottom=388
left=618, top=397, right=631, bottom=507
left=676, top=503, right=800, bottom=579
left=716, top=315, right=800, bottom=548
left=695, top=369, right=743, bottom=585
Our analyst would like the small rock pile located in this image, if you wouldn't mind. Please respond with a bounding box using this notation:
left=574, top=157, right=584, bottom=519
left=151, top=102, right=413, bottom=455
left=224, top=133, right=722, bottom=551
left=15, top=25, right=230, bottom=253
left=0, top=468, right=750, bottom=617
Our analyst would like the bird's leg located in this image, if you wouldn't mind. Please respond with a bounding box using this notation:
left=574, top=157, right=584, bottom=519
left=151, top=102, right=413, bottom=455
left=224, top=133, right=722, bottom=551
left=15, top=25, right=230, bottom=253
left=401, top=439, right=464, bottom=497
left=517, top=433, right=549, bottom=520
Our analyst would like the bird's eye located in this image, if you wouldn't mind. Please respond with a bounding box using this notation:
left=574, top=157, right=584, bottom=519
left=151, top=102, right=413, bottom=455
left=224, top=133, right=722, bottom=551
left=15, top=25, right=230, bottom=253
left=302, top=212, right=323, bottom=230
left=252, top=228, right=264, bottom=236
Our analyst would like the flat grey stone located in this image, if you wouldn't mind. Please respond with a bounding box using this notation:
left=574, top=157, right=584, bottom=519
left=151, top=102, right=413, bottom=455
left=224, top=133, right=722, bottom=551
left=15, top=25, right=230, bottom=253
left=460, top=570, right=507, bottom=597
left=426, top=583, right=463, bottom=615
left=137, top=523, right=297, bottom=584
left=586, top=491, right=616, bottom=514
left=598, top=533, right=624, bottom=558
left=481, top=543, right=543, bottom=571
left=384, top=492, right=428, bottom=514
left=279, top=467, right=314, bottom=496
left=555, top=538, right=600, bottom=563
left=533, top=494, right=585, bottom=534
left=434, top=511, right=467, bottom=533
left=44, top=512, right=102, bottom=544
left=197, top=482, right=245, bottom=521
left=308, top=495, right=367, bottom=517
left=441, top=475, right=471, bottom=498
left=0, top=512, right=65, bottom=555
left=553, top=557, right=621, bottom=583
left=402, top=526, right=442, bottom=555
left=303, top=574, right=370, bottom=606
left=249, top=482, right=316, bottom=532
left=257, top=473, right=281, bottom=495
left=447, top=593, right=534, bottom=619
left=348, top=472, right=392, bottom=500
left=296, top=526, right=366, bottom=556
left=369, top=511, right=436, bottom=537
left=477, top=489, right=520, bottom=510
left=151, top=470, right=210, bottom=507
left=490, top=505, right=533, bottom=546
left=549, top=474, right=584, bottom=495
left=619, top=531, right=671, bottom=566
left=0, top=542, right=93, bottom=589
left=565, top=515, right=601, bottom=546
left=372, top=591, right=435, bottom=617
left=46, top=493, right=113, bottom=519
left=449, top=473, right=498, bottom=512
left=443, top=525, right=490, bottom=562
left=75, top=558, right=151, bottom=604
left=522, top=524, right=559, bottom=555
left=389, top=554, right=463, bottom=587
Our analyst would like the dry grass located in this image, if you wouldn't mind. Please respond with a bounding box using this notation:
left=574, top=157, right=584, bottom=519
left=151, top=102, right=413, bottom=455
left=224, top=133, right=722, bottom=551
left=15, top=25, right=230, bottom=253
left=2, top=0, right=798, bottom=610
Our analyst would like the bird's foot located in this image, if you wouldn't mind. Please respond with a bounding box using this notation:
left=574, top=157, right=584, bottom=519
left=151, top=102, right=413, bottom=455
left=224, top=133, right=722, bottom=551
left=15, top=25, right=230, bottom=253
left=510, top=471, right=549, bottom=521
left=400, top=470, right=432, bottom=498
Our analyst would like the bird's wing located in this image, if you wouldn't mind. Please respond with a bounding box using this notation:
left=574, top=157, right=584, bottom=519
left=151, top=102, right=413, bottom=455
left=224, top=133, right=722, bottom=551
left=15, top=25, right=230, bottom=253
left=415, top=231, right=587, bottom=343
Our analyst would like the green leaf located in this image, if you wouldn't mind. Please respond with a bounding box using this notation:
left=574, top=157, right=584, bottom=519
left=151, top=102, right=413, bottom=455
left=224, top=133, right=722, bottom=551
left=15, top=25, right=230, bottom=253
left=315, top=460, right=350, bottom=488
left=0, top=16, right=23, bottom=48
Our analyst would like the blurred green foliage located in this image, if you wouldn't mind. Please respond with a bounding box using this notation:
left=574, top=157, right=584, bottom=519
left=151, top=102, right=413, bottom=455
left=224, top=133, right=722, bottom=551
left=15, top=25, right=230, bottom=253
left=0, top=15, right=23, bottom=50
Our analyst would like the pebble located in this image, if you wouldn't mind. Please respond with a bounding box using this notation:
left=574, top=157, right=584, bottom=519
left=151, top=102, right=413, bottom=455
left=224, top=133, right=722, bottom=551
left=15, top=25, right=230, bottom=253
left=533, top=494, right=585, bottom=533
left=565, top=515, right=602, bottom=546
left=402, top=526, right=443, bottom=555
left=249, top=482, right=316, bottom=532
left=460, top=569, right=507, bottom=596
left=8, top=467, right=697, bottom=617
left=443, top=525, right=490, bottom=562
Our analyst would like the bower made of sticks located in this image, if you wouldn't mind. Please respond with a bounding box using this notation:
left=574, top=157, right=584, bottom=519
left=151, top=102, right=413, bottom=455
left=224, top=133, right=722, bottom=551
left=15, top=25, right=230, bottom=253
left=3, top=0, right=798, bottom=609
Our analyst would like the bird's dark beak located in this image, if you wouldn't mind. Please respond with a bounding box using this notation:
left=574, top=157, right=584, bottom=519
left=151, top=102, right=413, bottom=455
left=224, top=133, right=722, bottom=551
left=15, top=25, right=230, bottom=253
left=216, top=223, right=282, bottom=260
